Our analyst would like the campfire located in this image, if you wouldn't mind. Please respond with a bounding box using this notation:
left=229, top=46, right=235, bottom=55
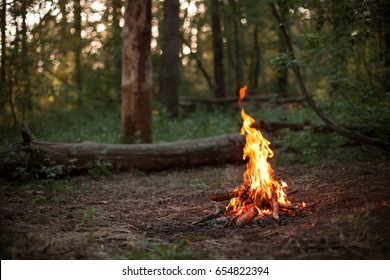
left=198, top=86, right=306, bottom=227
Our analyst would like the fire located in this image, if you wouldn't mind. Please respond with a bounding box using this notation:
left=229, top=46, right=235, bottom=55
left=227, top=85, right=290, bottom=219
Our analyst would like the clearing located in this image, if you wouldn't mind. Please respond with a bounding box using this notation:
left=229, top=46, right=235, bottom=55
left=1, top=158, right=389, bottom=259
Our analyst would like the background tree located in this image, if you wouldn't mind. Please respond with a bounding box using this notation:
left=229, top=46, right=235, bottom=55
left=73, top=0, right=83, bottom=102
left=158, top=0, right=180, bottom=117
left=210, top=0, right=225, bottom=98
left=0, top=0, right=6, bottom=109
left=121, top=0, right=152, bottom=143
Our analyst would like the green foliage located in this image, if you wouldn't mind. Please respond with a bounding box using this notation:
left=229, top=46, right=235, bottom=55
left=11, top=159, right=65, bottom=181
left=127, top=239, right=205, bottom=260
left=276, top=128, right=346, bottom=165
left=88, top=160, right=113, bottom=179
left=153, top=105, right=240, bottom=142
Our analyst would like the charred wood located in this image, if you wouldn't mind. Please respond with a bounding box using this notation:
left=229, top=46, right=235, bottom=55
left=235, top=205, right=258, bottom=227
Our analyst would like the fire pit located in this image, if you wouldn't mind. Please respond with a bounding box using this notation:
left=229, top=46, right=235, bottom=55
left=196, top=86, right=306, bottom=227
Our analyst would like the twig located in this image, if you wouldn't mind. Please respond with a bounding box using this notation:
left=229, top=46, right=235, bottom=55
left=191, top=208, right=225, bottom=225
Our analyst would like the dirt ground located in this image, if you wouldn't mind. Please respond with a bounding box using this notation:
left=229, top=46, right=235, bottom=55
left=1, top=158, right=389, bottom=260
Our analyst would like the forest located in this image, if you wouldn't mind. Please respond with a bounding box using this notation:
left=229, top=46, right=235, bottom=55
left=0, top=0, right=389, bottom=260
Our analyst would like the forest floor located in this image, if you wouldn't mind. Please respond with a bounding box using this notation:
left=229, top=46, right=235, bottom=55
left=1, top=157, right=390, bottom=260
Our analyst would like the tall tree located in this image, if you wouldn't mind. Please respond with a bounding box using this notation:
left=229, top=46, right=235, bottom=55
left=250, top=25, right=261, bottom=90
left=20, top=0, right=31, bottom=120
left=276, top=2, right=289, bottom=97
left=210, top=0, right=225, bottom=98
left=121, top=0, right=152, bottom=143
left=0, top=0, right=6, bottom=99
left=59, top=0, right=68, bottom=40
left=112, top=0, right=122, bottom=99
left=158, top=0, right=180, bottom=117
left=74, top=0, right=82, bottom=97
left=229, top=0, right=243, bottom=94
left=380, top=0, right=390, bottom=92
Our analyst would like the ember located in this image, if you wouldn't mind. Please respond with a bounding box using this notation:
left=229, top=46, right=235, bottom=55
left=206, top=85, right=306, bottom=227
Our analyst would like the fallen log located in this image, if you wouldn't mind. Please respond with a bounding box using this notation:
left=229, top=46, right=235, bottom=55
left=180, top=95, right=304, bottom=107
left=0, top=134, right=245, bottom=178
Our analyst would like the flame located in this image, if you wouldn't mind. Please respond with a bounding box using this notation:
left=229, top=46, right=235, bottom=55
left=227, top=85, right=290, bottom=215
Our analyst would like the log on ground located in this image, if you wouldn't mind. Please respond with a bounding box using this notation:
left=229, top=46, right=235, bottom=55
left=0, top=134, right=245, bottom=178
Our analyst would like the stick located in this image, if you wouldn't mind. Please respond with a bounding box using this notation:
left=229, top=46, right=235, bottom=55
left=235, top=205, right=258, bottom=227
left=271, top=192, right=280, bottom=220
left=209, top=191, right=239, bottom=201
left=286, top=189, right=298, bottom=195
left=278, top=202, right=298, bottom=210
left=191, top=208, right=224, bottom=225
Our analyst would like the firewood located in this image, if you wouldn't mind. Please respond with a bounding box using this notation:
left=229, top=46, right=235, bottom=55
left=210, top=186, right=248, bottom=202
left=235, top=205, right=258, bottom=227
left=271, top=192, right=280, bottom=220
left=209, top=192, right=239, bottom=201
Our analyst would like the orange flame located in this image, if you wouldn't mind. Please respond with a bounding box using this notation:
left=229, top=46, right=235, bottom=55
left=227, top=86, right=290, bottom=215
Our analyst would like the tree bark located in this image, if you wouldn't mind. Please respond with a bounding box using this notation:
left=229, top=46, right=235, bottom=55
left=20, top=0, right=31, bottom=120
left=210, top=0, right=226, bottom=98
left=0, top=134, right=245, bottom=178
left=0, top=0, right=6, bottom=95
left=251, top=25, right=261, bottom=89
left=158, top=0, right=180, bottom=117
left=121, top=0, right=152, bottom=143
left=381, top=0, right=390, bottom=92
left=275, top=2, right=289, bottom=97
left=74, top=0, right=82, bottom=97
left=229, top=0, right=243, bottom=94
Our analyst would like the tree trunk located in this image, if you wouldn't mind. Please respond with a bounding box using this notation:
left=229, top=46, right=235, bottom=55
left=74, top=0, right=82, bottom=98
left=112, top=0, right=122, bottom=101
left=229, top=0, right=243, bottom=95
left=59, top=0, right=68, bottom=40
left=0, top=0, right=6, bottom=106
left=121, top=0, right=152, bottom=143
left=158, top=0, right=180, bottom=117
left=381, top=0, right=390, bottom=92
left=0, top=134, right=245, bottom=178
left=210, top=0, right=226, bottom=98
left=251, top=25, right=261, bottom=90
left=276, top=2, right=289, bottom=97
left=20, top=0, right=31, bottom=121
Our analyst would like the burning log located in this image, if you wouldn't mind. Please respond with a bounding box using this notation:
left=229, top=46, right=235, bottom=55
left=271, top=191, right=280, bottom=220
left=235, top=206, right=258, bottom=227
left=210, top=191, right=239, bottom=202
left=278, top=202, right=299, bottom=210
left=210, top=186, right=249, bottom=202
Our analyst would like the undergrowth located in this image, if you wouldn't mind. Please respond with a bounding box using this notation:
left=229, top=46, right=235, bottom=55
left=1, top=100, right=388, bottom=167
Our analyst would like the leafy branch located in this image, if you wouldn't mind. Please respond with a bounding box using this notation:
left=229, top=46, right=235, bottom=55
left=270, top=2, right=390, bottom=151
